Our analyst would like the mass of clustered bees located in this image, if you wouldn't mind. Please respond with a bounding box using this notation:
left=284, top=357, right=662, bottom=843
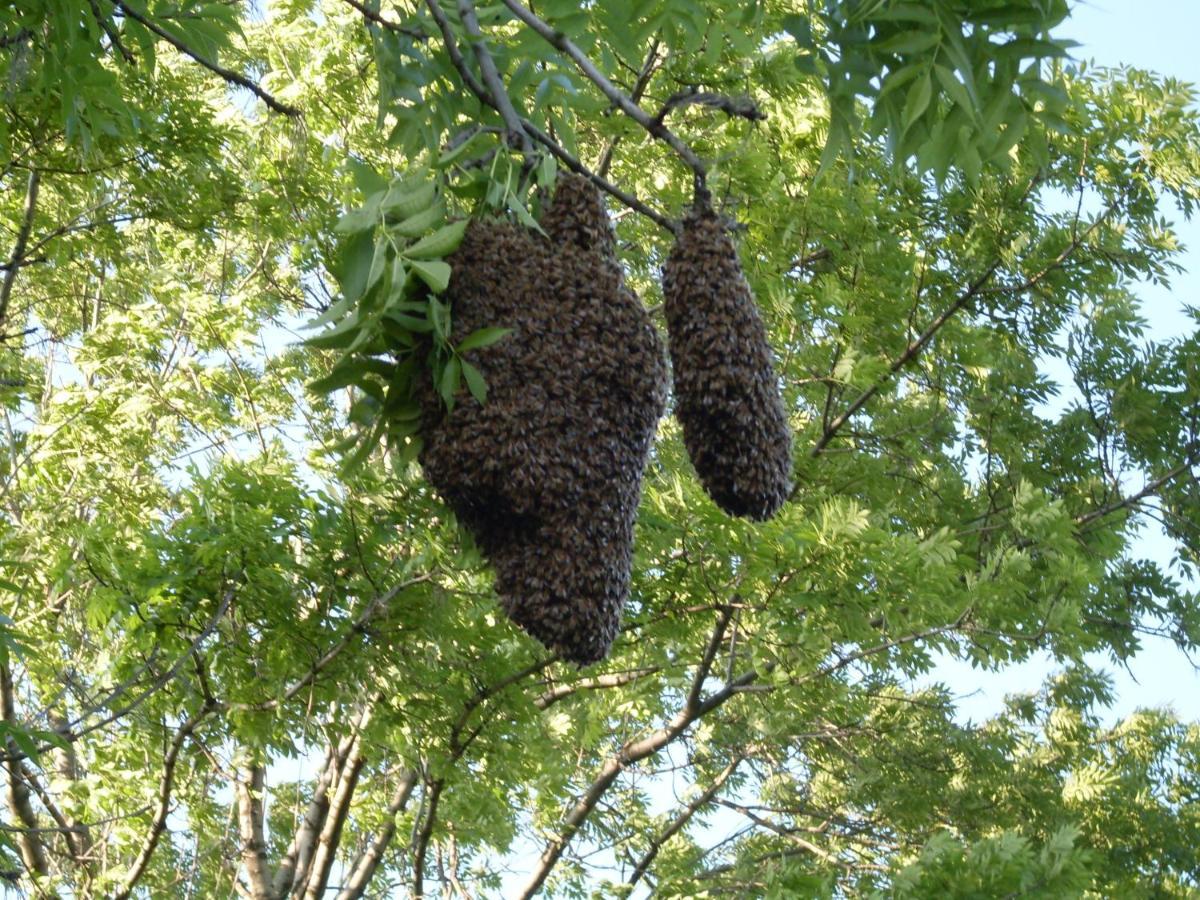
left=416, top=175, right=791, bottom=663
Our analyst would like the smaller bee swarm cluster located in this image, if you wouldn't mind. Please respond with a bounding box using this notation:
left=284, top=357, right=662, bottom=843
left=417, top=175, right=667, bottom=664
left=662, top=200, right=793, bottom=520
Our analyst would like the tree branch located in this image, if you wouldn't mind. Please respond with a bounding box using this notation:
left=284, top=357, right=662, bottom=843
left=534, top=667, right=662, bottom=710
left=237, top=763, right=272, bottom=899
left=516, top=666, right=760, bottom=899
left=111, top=1, right=300, bottom=116
left=626, top=754, right=743, bottom=888
left=457, top=0, right=534, bottom=163
left=1075, top=456, right=1198, bottom=530
left=0, top=659, right=47, bottom=879
left=340, top=0, right=428, bottom=39
left=424, top=0, right=676, bottom=233
left=335, top=770, right=418, bottom=900
left=411, top=777, right=444, bottom=899
left=651, top=89, right=766, bottom=127
left=596, top=37, right=661, bottom=179
left=809, top=260, right=1001, bottom=459
left=0, top=169, right=40, bottom=333
left=497, top=0, right=706, bottom=179
left=112, top=701, right=216, bottom=900
left=273, top=746, right=338, bottom=898
left=235, top=575, right=428, bottom=713
left=299, top=732, right=368, bottom=900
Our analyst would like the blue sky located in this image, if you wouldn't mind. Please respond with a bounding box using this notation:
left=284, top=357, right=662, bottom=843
left=928, top=1, right=1200, bottom=726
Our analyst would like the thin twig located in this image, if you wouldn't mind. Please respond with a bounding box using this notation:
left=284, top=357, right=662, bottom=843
left=111, top=701, right=217, bottom=900
left=111, top=0, right=300, bottom=116
left=498, top=0, right=706, bottom=179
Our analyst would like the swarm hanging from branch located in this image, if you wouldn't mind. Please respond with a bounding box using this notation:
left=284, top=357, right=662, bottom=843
left=417, top=175, right=667, bottom=664
left=661, top=197, right=792, bottom=520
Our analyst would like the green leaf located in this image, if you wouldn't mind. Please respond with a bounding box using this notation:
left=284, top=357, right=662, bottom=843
left=903, top=71, right=933, bottom=132
left=438, top=356, right=461, bottom=409
left=382, top=180, right=437, bottom=219
left=456, top=327, right=512, bottom=352
left=461, top=360, right=487, bottom=403
left=411, top=259, right=452, bottom=294
left=390, top=202, right=446, bottom=238
left=404, top=220, right=469, bottom=259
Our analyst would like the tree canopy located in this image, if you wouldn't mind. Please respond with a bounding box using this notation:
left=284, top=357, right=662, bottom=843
left=1, top=0, right=1199, bottom=896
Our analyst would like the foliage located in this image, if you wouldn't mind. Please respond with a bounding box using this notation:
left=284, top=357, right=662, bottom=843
left=0, top=0, right=1198, bottom=897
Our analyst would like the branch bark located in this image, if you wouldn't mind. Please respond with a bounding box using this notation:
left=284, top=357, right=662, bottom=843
left=335, top=770, right=418, bottom=900
left=299, top=733, right=367, bottom=900
left=237, top=763, right=272, bottom=899
left=457, top=0, right=534, bottom=163
left=0, top=659, right=47, bottom=880
left=497, top=0, right=706, bottom=179
left=0, top=169, right=40, bottom=334
left=516, top=666, right=759, bottom=899
left=809, top=259, right=1001, bottom=459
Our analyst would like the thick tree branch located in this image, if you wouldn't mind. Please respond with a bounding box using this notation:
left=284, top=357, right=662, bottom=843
left=0, top=660, right=47, bottom=879
left=273, top=746, right=337, bottom=898
left=237, top=763, right=272, bottom=899
left=627, top=755, right=743, bottom=887
left=411, top=777, right=444, bottom=899
left=111, top=1, right=300, bottom=116
left=0, top=169, right=40, bottom=333
left=425, top=0, right=675, bottom=233
left=335, top=770, right=418, bottom=900
left=299, top=732, right=367, bottom=900
left=458, top=0, right=534, bottom=163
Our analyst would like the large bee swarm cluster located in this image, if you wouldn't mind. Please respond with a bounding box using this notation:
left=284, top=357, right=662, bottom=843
left=662, top=201, right=793, bottom=520
left=417, top=175, right=667, bottom=664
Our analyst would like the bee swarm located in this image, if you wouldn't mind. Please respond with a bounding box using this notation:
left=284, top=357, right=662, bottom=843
left=417, top=175, right=667, bottom=664
left=661, top=200, right=793, bottom=520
